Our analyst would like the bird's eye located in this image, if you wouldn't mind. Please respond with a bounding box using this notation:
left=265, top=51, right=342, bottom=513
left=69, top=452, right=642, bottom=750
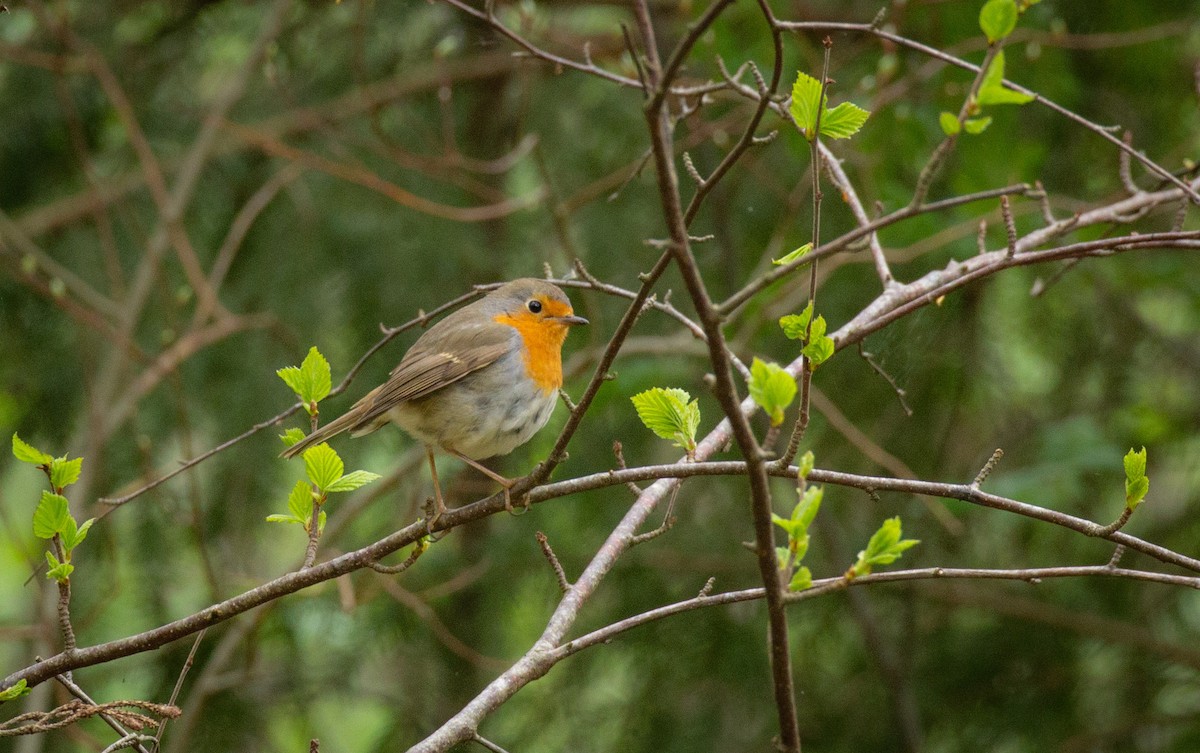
left=527, top=299, right=543, bottom=314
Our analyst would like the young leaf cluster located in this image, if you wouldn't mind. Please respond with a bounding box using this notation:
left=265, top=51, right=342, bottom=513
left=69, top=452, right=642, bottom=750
left=1124, top=447, right=1149, bottom=511
left=779, top=301, right=835, bottom=367
left=773, top=455, right=822, bottom=592
left=850, top=517, right=919, bottom=578
left=748, top=359, right=797, bottom=427
left=267, top=443, right=381, bottom=532
left=790, top=72, right=871, bottom=142
left=12, top=434, right=94, bottom=583
left=278, top=346, right=332, bottom=416
left=939, top=0, right=1038, bottom=136
left=631, top=387, right=701, bottom=455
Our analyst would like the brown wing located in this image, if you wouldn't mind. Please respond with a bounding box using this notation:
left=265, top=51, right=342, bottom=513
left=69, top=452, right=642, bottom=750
left=281, top=314, right=513, bottom=459
left=344, top=318, right=513, bottom=431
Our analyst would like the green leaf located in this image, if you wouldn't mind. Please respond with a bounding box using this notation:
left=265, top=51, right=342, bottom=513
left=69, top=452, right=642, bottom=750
left=279, top=428, right=306, bottom=447
left=939, top=111, right=961, bottom=135
left=801, top=333, right=835, bottom=367
left=963, top=116, right=993, bottom=134
left=287, top=480, right=314, bottom=520
left=979, top=0, right=1018, bottom=43
left=797, top=451, right=815, bottom=480
left=45, top=551, right=73, bottom=582
left=820, top=101, right=871, bottom=140
left=33, top=491, right=70, bottom=539
left=12, top=433, right=52, bottom=465
left=0, top=679, right=30, bottom=702
left=772, top=512, right=801, bottom=539
left=852, top=516, right=919, bottom=576
left=788, top=566, right=813, bottom=591
left=299, top=346, right=332, bottom=403
left=976, top=51, right=1034, bottom=105
left=779, top=301, right=814, bottom=340
left=278, top=346, right=332, bottom=407
left=790, top=71, right=823, bottom=138
left=772, top=242, right=813, bottom=266
left=747, top=359, right=797, bottom=427
left=62, top=518, right=94, bottom=552
left=303, top=444, right=344, bottom=492
left=789, top=70, right=870, bottom=141
left=318, top=509, right=327, bottom=534
left=326, top=469, right=382, bottom=493
left=1124, top=447, right=1149, bottom=510
left=794, top=485, right=823, bottom=530
left=49, top=456, right=83, bottom=490
left=631, top=388, right=701, bottom=452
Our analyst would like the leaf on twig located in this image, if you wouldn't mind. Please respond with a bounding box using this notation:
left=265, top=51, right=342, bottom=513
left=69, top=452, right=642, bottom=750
left=748, top=358, right=797, bottom=427
left=631, top=388, right=701, bottom=453
left=1124, top=447, right=1149, bottom=510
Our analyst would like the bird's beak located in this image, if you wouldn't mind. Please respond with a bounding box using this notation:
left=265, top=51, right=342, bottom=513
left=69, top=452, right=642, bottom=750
left=556, top=314, right=589, bottom=326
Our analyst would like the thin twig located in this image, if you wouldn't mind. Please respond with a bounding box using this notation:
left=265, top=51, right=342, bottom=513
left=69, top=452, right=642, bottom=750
left=535, top=532, right=571, bottom=592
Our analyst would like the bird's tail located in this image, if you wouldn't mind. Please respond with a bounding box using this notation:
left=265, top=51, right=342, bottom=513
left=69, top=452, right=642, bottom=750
left=280, top=391, right=376, bottom=459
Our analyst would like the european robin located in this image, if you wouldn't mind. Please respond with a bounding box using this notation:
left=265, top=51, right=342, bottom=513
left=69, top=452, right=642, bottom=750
left=282, top=278, right=587, bottom=519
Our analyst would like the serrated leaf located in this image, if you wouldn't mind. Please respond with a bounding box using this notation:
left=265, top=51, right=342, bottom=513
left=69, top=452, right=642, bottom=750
left=794, top=485, right=823, bottom=530
left=49, top=456, right=83, bottom=490
left=808, top=315, right=827, bottom=341
left=963, top=116, right=993, bottom=134
left=748, top=359, right=797, bottom=427
left=1124, top=447, right=1149, bottom=510
left=33, top=491, right=70, bottom=539
left=939, top=111, right=961, bottom=135
left=278, top=347, right=332, bottom=409
left=0, top=679, right=30, bottom=702
left=12, top=433, right=52, bottom=465
left=853, top=516, right=919, bottom=576
left=299, top=346, right=332, bottom=403
left=276, top=365, right=305, bottom=398
left=303, top=444, right=344, bottom=492
left=979, top=0, right=1018, bottom=43
left=64, top=518, right=95, bottom=552
left=788, top=566, right=813, bottom=591
left=1123, top=447, right=1147, bottom=479
left=772, top=242, right=813, bottom=266
left=790, top=71, right=870, bottom=141
left=326, top=469, right=382, bottom=493
left=279, top=428, right=306, bottom=447
left=1125, top=477, right=1149, bottom=511
left=287, top=480, right=314, bottom=520
left=631, top=388, right=700, bottom=451
left=46, top=560, right=75, bottom=582
left=779, top=301, right=815, bottom=340
left=820, top=101, right=871, bottom=139
left=802, top=336, right=835, bottom=366
left=45, top=550, right=73, bottom=581
left=790, top=71, right=823, bottom=137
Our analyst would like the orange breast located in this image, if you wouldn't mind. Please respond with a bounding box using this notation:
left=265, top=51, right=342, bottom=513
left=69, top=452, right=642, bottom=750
left=493, top=313, right=568, bottom=394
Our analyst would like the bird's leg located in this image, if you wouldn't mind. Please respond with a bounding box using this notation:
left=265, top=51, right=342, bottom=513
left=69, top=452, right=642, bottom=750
left=446, top=449, right=527, bottom=515
left=424, top=446, right=447, bottom=531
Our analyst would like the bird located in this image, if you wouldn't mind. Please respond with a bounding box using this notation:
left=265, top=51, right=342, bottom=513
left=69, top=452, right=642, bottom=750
left=282, top=278, right=587, bottom=521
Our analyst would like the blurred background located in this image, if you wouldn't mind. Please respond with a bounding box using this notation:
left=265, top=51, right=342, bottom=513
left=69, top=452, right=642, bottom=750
left=1, top=1, right=1199, bottom=751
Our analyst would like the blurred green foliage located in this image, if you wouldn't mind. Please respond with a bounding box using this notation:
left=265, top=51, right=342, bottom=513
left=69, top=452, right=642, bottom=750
left=1, top=1, right=1198, bottom=751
